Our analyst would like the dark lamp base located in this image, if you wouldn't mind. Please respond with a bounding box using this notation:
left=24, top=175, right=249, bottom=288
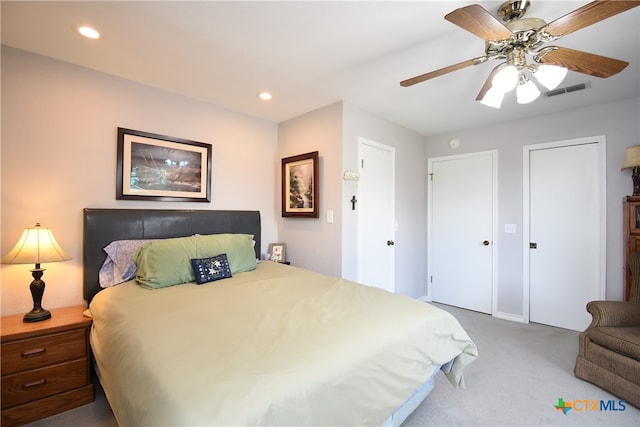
left=632, top=166, right=640, bottom=196
left=24, top=267, right=52, bottom=323
left=23, top=308, right=52, bottom=323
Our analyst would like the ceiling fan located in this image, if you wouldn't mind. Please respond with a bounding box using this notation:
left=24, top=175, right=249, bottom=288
left=400, top=0, right=640, bottom=108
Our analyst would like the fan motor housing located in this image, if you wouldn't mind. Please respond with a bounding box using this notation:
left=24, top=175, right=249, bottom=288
left=506, top=17, right=547, bottom=33
left=498, top=0, right=531, bottom=22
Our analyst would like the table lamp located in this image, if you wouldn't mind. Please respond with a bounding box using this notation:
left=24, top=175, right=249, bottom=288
left=1, top=223, right=71, bottom=322
left=622, top=145, right=640, bottom=196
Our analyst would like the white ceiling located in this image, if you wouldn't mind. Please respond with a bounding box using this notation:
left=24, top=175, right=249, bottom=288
left=2, top=1, right=639, bottom=137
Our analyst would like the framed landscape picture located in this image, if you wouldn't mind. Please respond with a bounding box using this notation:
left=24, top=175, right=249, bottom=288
left=282, top=151, right=319, bottom=218
left=116, top=128, right=212, bottom=202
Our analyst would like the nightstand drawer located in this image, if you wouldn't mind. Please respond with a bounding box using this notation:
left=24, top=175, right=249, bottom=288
left=1, top=359, right=88, bottom=409
left=1, top=329, right=86, bottom=375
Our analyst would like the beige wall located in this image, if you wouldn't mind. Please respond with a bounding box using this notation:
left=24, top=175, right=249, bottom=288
left=1, top=47, right=279, bottom=316
left=277, top=103, right=343, bottom=276
left=4, top=46, right=636, bottom=322
left=277, top=101, right=429, bottom=301
left=1, top=47, right=429, bottom=318
left=341, top=102, right=427, bottom=298
left=424, top=97, right=640, bottom=319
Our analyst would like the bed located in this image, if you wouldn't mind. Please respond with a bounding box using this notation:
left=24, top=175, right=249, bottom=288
left=83, top=208, right=477, bottom=426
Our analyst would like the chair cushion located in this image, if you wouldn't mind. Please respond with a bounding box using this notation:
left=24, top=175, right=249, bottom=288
left=588, top=326, right=640, bottom=360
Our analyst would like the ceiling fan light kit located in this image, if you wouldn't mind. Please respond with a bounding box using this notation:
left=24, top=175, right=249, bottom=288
left=400, top=0, right=640, bottom=109
left=482, top=62, right=563, bottom=107
left=479, top=87, right=505, bottom=109
left=516, top=77, right=541, bottom=104
left=493, top=64, right=519, bottom=92
left=533, top=64, right=567, bottom=90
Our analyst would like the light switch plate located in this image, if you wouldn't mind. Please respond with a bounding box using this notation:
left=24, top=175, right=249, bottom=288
left=327, top=210, right=334, bottom=223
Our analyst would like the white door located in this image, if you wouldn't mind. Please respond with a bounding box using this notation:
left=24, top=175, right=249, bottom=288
left=357, top=138, right=395, bottom=292
left=526, top=138, right=605, bottom=331
left=428, top=151, right=496, bottom=314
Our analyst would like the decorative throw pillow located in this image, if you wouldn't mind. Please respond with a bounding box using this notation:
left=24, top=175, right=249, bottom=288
left=99, top=239, right=153, bottom=287
left=191, top=253, right=232, bottom=285
left=135, top=233, right=255, bottom=289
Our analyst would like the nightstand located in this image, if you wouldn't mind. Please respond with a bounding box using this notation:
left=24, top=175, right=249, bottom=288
left=1, top=305, right=94, bottom=426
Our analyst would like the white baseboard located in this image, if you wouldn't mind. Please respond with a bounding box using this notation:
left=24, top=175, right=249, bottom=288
left=493, top=311, right=527, bottom=323
left=417, top=298, right=527, bottom=324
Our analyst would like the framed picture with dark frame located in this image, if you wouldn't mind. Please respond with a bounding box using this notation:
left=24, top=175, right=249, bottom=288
left=116, top=127, right=212, bottom=202
left=282, top=151, right=319, bottom=218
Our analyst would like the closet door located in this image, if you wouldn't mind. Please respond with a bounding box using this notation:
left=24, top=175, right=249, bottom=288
left=526, top=138, right=605, bottom=331
left=429, top=151, right=496, bottom=314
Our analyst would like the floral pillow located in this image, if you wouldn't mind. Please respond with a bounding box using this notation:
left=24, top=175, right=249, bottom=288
left=191, top=253, right=232, bottom=285
left=99, top=239, right=152, bottom=287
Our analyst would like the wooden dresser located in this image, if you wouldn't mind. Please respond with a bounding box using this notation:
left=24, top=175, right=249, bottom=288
left=623, top=196, right=640, bottom=301
left=1, top=305, right=94, bottom=426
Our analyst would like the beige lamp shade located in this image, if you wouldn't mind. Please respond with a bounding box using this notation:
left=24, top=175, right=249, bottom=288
left=1, top=223, right=71, bottom=265
left=622, top=145, right=640, bottom=170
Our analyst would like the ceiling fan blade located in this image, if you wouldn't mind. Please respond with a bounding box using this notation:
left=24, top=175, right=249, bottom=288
left=475, top=65, right=501, bottom=101
left=539, top=47, right=629, bottom=78
left=400, top=58, right=482, bottom=87
left=445, top=4, right=513, bottom=41
left=546, top=0, right=640, bottom=37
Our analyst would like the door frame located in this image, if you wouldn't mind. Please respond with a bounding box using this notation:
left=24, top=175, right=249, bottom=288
left=522, top=136, right=607, bottom=323
left=427, top=149, right=498, bottom=314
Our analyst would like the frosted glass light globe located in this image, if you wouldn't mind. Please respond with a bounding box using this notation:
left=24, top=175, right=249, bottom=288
left=492, top=65, right=519, bottom=92
left=534, top=65, right=567, bottom=90
left=516, top=80, right=541, bottom=104
left=480, top=87, right=504, bottom=109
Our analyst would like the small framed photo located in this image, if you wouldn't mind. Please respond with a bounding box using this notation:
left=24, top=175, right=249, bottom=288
left=282, top=151, right=319, bottom=218
left=268, top=243, right=286, bottom=262
left=116, top=127, right=212, bottom=202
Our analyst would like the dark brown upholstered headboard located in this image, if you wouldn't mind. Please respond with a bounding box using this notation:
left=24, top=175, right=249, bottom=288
left=83, top=209, right=261, bottom=303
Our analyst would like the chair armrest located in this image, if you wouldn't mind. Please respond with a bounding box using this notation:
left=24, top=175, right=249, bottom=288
left=585, top=301, right=640, bottom=328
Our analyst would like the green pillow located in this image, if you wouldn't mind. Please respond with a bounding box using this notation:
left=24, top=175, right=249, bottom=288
left=197, top=234, right=256, bottom=275
left=134, top=234, right=256, bottom=289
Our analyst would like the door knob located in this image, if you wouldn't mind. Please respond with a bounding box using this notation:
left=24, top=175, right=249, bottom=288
left=387, top=240, right=395, bottom=246
left=483, top=240, right=490, bottom=246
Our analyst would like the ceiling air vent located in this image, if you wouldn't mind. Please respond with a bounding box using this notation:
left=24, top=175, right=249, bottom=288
left=544, top=81, right=591, bottom=97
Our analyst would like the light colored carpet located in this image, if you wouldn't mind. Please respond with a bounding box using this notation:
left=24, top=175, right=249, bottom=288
left=25, top=303, right=639, bottom=426
left=402, top=303, right=640, bottom=426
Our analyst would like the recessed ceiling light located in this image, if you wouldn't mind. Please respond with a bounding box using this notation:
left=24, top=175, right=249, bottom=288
left=258, top=92, right=272, bottom=101
left=78, top=26, right=100, bottom=39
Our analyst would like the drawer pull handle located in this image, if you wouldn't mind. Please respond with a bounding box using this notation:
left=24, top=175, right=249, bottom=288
left=22, top=379, right=47, bottom=390
left=21, top=347, right=47, bottom=358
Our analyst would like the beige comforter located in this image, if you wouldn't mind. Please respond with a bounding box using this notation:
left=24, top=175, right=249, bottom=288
left=87, top=261, right=477, bottom=426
